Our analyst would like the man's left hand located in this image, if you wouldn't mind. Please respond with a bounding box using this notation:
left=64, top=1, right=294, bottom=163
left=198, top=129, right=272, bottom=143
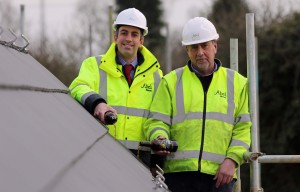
left=213, top=158, right=236, bottom=188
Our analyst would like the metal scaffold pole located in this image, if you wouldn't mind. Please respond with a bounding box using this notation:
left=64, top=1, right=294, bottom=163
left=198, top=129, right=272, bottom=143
left=109, top=5, right=113, bottom=45
left=230, top=38, right=241, bottom=192
left=246, top=13, right=263, bottom=192
left=165, top=23, right=172, bottom=73
left=230, top=39, right=238, bottom=72
left=20, top=5, right=25, bottom=35
left=88, top=24, right=92, bottom=56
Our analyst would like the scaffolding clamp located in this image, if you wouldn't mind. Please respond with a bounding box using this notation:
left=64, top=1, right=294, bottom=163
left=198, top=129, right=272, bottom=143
left=152, top=164, right=170, bottom=191
left=244, top=151, right=265, bottom=163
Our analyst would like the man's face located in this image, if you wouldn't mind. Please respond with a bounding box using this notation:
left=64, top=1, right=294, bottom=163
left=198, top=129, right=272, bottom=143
left=186, top=41, right=217, bottom=76
left=114, top=25, right=144, bottom=61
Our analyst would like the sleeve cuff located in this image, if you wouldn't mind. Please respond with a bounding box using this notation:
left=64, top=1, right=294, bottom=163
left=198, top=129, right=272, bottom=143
left=84, top=93, right=106, bottom=114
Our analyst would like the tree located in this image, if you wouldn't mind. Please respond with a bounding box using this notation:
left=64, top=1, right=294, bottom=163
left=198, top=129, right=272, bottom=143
left=208, top=1, right=300, bottom=191
left=31, top=49, right=79, bottom=87
left=115, top=0, right=164, bottom=49
left=29, top=0, right=112, bottom=86
left=57, top=0, right=111, bottom=67
left=0, top=0, right=18, bottom=30
left=170, top=28, right=189, bottom=70
left=257, top=12, right=300, bottom=191
left=208, top=0, right=250, bottom=77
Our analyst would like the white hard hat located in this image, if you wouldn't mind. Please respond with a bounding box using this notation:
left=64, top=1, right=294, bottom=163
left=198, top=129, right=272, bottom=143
left=112, top=8, right=148, bottom=36
left=182, top=17, right=219, bottom=46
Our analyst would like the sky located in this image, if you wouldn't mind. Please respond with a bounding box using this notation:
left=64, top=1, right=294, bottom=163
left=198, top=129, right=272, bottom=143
left=11, top=0, right=211, bottom=36
left=9, top=0, right=300, bottom=45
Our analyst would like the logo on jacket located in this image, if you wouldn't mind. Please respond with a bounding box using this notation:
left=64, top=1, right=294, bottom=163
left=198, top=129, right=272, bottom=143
left=141, top=83, right=152, bottom=92
left=214, top=90, right=227, bottom=98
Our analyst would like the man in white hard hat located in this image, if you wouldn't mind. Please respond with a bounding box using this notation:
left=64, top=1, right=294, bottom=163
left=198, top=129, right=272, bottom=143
left=69, top=8, right=163, bottom=175
left=144, top=17, right=251, bottom=191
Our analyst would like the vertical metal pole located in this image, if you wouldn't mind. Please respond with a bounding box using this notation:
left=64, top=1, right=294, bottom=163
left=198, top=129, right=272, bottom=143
left=230, top=38, right=241, bottom=192
left=108, top=5, right=113, bottom=45
left=89, top=24, right=92, bottom=56
left=246, top=13, right=262, bottom=192
left=165, top=23, right=172, bottom=73
left=230, top=38, right=239, bottom=71
left=20, top=4, right=25, bottom=46
left=255, top=37, right=260, bottom=136
left=20, top=4, right=25, bottom=35
left=40, top=0, right=46, bottom=54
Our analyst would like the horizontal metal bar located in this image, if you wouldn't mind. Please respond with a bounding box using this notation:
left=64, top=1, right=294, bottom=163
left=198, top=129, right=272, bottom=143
left=258, top=155, right=300, bottom=163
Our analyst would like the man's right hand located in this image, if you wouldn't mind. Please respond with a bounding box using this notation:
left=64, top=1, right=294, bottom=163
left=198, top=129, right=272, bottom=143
left=93, top=103, right=117, bottom=124
left=153, top=136, right=171, bottom=155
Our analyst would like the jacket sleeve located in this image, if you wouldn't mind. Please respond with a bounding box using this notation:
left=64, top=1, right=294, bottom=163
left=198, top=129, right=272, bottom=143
left=144, top=77, right=173, bottom=141
left=69, top=57, right=106, bottom=114
left=227, top=77, right=252, bottom=166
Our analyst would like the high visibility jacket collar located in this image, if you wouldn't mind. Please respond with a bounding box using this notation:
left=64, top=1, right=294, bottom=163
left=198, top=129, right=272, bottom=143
left=100, top=43, right=158, bottom=77
left=115, top=47, right=144, bottom=66
left=187, top=58, right=222, bottom=75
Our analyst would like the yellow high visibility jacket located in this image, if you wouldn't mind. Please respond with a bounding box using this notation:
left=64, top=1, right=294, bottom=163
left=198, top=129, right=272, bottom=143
left=144, top=60, right=251, bottom=176
left=69, top=43, right=162, bottom=150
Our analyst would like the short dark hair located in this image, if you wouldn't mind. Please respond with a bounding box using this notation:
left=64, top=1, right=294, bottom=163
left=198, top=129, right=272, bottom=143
left=115, top=25, right=144, bottom=37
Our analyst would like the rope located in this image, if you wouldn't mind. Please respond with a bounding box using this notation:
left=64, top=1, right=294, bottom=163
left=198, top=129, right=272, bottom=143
left=0, top=84, right=69, bottom=94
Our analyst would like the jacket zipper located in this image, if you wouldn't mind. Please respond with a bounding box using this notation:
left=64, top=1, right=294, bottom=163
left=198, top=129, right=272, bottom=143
left=117, top=61, right=158, bottom=84
left=198, top=90, right=207, bottom=171
left=134, top=61, right=158, bottom=78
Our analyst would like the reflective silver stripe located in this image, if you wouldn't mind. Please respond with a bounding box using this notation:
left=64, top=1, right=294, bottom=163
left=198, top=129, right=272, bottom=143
left=95, top=55, right=108, bottom=101
left=235, top=114, right=251, bottom=124
left=127, top=107, right=149, bottom=118
left=99, top=69, right=107, bottom=100
left=206, top=112, right=233, bottom=124
left=118, top=140, right=151, bottom=151
left=81, top=91, right=95, bottom=104
left=149, top=127, right=169, bottom=140
left=167, top=150, right=199, bottom=160
left=226, top=69, right=235, bottom=118
left=167, top=150, right=225, bottom=163
left=172, top=112, right=202, bottom=124
left=113, top=106, right=126, bottom=114
left=202, top=151, right=225, bottom=163
left=175, top=68, right=185, bottom=122
left=153, top=70, right=161, bottom=97
left=69, top=83, right=88, bottom=94
left=230, top=139, right=250, bottom=149
left=111, top=106, right=150, bottom=118
left=173, top=111, right=233, bottom=125
left=149, top=112, right=171, bottom=125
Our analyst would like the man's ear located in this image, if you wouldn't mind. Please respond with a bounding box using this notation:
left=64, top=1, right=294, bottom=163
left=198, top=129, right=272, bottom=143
left=138, top=36, right=144, bottom=48
left=140, top=36, right=144, bottom=45
left=214, top=41, right=218, bottom=54
left=113, top=34, right=117, bottom=42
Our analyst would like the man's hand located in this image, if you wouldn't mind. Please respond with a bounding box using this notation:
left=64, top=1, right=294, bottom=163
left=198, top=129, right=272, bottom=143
left=93, top=103, right=117, bottom=124
left=152, top=136, right=171, bottom=155
left=213, top=158, right=236, bottom=188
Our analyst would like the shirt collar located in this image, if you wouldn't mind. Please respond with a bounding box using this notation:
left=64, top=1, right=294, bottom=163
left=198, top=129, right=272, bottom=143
left=117, top=52, right=138, bottom=68
left=190, top=62, right=218, bottom=77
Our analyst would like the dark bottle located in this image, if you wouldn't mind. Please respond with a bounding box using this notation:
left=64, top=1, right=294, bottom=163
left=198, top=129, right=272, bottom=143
left=139, top=140, right=178, bottom=152
left=104, top=111, right=117, bottom=125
